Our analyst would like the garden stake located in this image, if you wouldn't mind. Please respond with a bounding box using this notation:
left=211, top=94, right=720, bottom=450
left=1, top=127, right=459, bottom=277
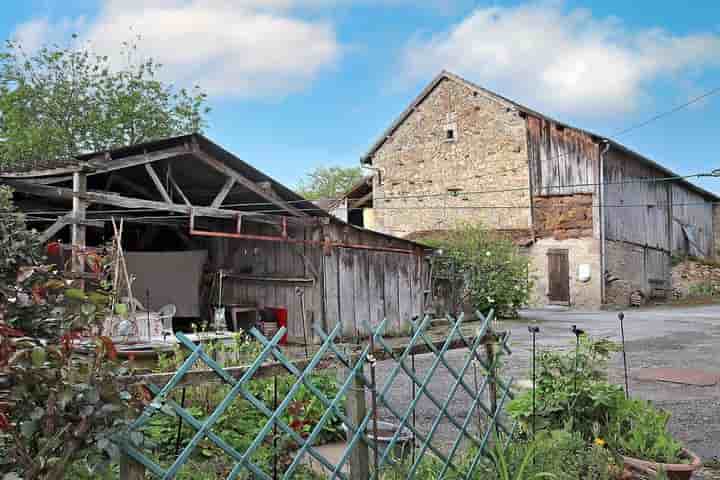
left=528, top=325, right=540, bottom=438
left=174, top=387, right=187, bottom=455
left=369, top=333, right=380, bottom=479
left=146, top=289, right=151, bottom=341
left=273, top=375, right=278, bottom=480
left=411, top=320, right=417, bottom=465
left=296, top=287, right=309, bottom=358
left=571, top=325, right=585, bottom=399
left=619, top=312, right=630, bottom=399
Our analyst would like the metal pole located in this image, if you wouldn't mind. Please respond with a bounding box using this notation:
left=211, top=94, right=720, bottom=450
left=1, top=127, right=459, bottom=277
left=618, top=312, right=630, bottom=399
left=273, top=375, right=278, bottom=480
left=369, top=334, right=380, bottom=479
left=411, top=321, right=417, bottom=465
left=528, top=326, right=540, bottom=438
left=296, top=287, right=309, bottom=358
left=174, top=387, right=187, bottom=455
left=146, top=289, right=151, bottom=341
left=571, top=325, right=585, bottom=397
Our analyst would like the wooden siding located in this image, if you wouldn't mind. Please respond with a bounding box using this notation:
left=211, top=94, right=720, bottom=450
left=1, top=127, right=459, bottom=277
left=671, top=185, right=713, bottom=256
left=526, top=115, right=599, bottom=196
left=604, top=147, right=714, bottom=257
left=322, top=226, right=428, bottom=337
left=604, top=149, right=672, bottom=251
left=207, top=221, right=429, bottom=341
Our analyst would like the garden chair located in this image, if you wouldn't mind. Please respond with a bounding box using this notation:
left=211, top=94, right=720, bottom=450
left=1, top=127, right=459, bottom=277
left=158, top=304, right=177, bottom=341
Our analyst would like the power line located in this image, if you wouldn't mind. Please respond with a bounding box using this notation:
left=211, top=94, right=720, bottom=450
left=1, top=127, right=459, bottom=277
left=11, top=199, right=720, bottom=223
left=2, top=169, right=717, bottom=219
left=611, top=86, right=720, bottom=138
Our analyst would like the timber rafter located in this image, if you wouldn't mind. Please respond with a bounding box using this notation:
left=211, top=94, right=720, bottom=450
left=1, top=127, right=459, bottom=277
left=6, top=179, right=315, bottom=229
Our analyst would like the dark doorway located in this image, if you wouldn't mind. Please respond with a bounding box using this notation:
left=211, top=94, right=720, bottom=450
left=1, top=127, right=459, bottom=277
left=547, top=249, right=570, bottom=303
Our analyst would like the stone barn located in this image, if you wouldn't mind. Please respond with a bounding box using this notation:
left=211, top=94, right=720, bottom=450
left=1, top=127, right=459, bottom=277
left=349, top=71, right=719, bottom=308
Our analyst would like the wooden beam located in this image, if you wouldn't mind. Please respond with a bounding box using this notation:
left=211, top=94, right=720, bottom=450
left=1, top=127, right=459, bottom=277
left=111, top=175, right=157, bottom=201
left=169, top=175, right=191, bottom=206
left=83, top=146, right=188, bottom=175
left=191, top=142, right=308, bottom=217
left=211, top=177, right=235, bottom=208
left=68, top=217, right=105, bottom=228
left=0, top=146, right=189, bottom=182
left=350, top=190, right=373, bottom=209
left=144, top=162, right=172, bottom=203
left=38, top=215, right=71, bottom=243
left=6, top=180, right=315, bottom=227
left=71, top=173, right=87, bottom=286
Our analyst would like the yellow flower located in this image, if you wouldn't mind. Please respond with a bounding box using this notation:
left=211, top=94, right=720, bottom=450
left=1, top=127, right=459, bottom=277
left=594, top=438, right=606, bottom=447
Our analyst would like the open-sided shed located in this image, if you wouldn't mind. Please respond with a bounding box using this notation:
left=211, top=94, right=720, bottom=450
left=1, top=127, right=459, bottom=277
left=1, top=134, right=432, bottom=340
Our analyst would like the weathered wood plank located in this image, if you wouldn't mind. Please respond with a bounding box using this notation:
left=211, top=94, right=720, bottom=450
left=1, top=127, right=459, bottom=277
left=368, top=252, right=385, bottom=332
left=353, top=249, right=371, bottom=337
left=383, top=253, right=400, bottom=334
left=338, top=247, right=356, bottom=338
left=323, top=228, right=341, bottom=333
left=5, top=179, right=310, bottom=227
left=191, top=144, right=308, bottom=218
left=144, top=163, right=172, bottom=204
left=71, top=173, right=87, bottom=282
left=169, top=174, right=191, bottom=206
left=398, top=257, right=412, bottom=335
left=211, top=177, right=236, bottom=208
left=120, top=330, right=506, bottom=388
left=39, top=215, right=71, bottom=244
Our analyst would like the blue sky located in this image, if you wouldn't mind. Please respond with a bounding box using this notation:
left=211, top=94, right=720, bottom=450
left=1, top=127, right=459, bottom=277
left=3, top=0, right=720, bottom=193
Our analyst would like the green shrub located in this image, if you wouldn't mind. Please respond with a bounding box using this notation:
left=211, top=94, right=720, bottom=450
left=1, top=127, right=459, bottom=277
left=687, top=280, right=720, bottom=298
left=138, top=373, right=344, bottom=476
left=507, top=337, right=624, bottom=441
left=422, top=223, right=531, bottom=317
left=605, top=399, right=683, bottom=464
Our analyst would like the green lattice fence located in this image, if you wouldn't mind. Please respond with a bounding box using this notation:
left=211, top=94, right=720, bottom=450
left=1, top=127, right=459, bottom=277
left=116, top=310, right=514, bottom=479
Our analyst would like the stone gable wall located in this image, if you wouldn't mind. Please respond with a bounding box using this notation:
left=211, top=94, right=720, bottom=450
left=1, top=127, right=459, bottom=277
left=369, top=78, right=531, bottom=238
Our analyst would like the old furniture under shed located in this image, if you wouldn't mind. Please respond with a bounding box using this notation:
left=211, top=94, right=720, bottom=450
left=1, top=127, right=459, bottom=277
left=1, top=134, right=431, bottom=341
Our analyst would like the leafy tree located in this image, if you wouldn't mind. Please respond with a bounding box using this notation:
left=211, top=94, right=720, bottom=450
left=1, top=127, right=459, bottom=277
left=296, top=166, right=364, bottom=200
left=422, top=223, right=531, bottom=317
left=0, top=37, right=210, bottom=171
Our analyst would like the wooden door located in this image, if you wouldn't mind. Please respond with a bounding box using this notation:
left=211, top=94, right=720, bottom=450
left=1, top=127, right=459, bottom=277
left=547, top=249, right=569, bottom=303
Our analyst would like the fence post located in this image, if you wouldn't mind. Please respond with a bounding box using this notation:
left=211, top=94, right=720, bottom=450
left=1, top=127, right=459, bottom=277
left=346, top=350, right=370, bottom=480
left=120, top=453, right=146, bottom=480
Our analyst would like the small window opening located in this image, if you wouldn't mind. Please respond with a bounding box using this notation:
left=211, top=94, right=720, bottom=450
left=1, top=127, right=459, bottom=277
left=446, top=128, right=455, bottom=140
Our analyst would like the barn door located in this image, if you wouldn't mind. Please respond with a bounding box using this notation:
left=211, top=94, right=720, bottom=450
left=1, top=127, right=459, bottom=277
left=547, top=249, right=569, bottom=303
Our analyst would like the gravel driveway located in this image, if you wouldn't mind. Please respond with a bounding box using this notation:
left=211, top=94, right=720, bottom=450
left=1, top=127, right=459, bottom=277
left=369, top=304, right=720, bottom=475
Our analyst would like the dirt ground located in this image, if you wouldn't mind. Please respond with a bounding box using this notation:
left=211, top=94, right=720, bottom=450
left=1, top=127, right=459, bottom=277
left=372, top=304, right=720, bottom=478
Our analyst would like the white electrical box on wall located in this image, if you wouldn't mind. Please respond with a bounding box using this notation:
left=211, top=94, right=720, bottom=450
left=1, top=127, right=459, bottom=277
left=577, top=264, right=591, bottom=283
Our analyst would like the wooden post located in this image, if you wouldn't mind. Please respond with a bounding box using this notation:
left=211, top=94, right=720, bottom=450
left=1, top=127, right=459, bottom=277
left=345, top=350, right=370, bottom=480
left=120, top=453, right=146, bottom=480
left=71, top=172, right=87, bottom=289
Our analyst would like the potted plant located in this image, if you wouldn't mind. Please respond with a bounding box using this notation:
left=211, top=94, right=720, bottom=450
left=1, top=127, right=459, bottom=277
left=606, top=399, right=701, bottom=480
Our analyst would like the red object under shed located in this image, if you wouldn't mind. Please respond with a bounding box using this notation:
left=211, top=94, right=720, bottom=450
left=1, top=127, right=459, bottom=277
left=267, top=307, right=288, bottom=345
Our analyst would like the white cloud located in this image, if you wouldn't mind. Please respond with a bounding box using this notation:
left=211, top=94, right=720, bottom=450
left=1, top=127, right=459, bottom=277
left=402, top=3, right=720, bottom=116
left=13, top=0, right=341, bottom=98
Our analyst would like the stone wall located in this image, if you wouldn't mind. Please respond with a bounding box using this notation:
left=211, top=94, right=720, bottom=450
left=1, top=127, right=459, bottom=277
left=533, top=194, right=594, bottom=240
left=527, top=237, right=602, bottom=309
left=369, top=77, right=531, bottom=238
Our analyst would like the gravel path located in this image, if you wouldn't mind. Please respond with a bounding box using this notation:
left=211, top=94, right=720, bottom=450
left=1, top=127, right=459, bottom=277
left=368, top=304, right=720, bottom=475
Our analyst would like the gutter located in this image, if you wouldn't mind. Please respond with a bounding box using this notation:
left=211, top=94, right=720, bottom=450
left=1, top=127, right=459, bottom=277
left=599, top=140, right=611, bottom=305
